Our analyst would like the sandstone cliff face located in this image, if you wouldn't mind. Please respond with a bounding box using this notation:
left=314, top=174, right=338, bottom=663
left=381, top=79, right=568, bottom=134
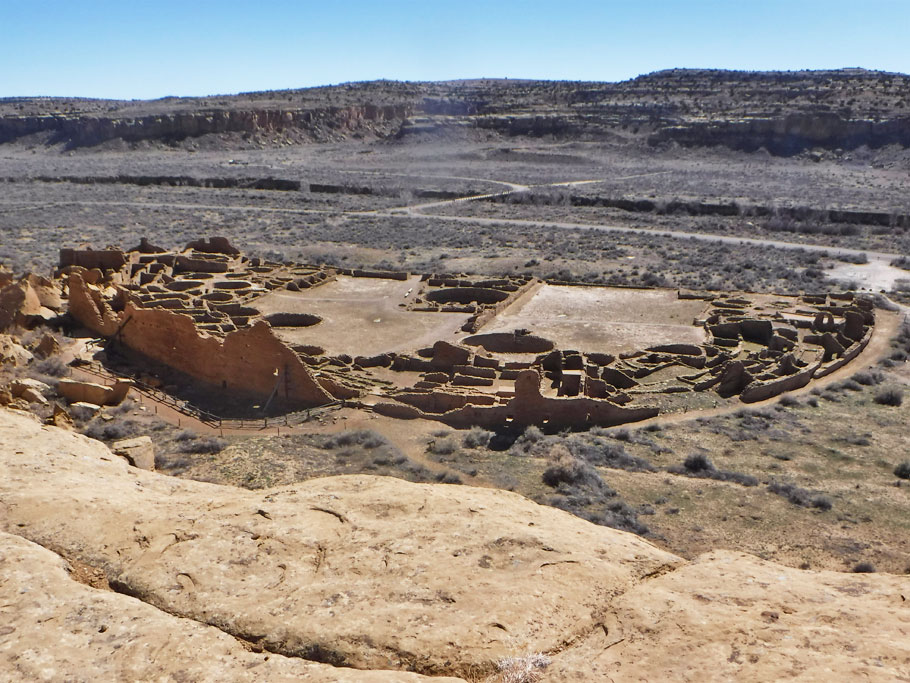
left=1, top=408, right=908, bottom=681
left=0, top=104, right=411, bottom=148
left=6, top=70, right=909, bottom=152
left=650, top=113, right=910, bottom=155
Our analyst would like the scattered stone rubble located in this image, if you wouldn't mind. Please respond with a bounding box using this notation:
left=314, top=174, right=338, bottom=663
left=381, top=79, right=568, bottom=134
left=55, top=238, right=875, bottom=429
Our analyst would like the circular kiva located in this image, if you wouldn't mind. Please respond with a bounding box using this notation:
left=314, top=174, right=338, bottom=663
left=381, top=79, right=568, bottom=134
left=263, top=312, right=323, bottom=327
left=425, top=287, right=510, bottom=305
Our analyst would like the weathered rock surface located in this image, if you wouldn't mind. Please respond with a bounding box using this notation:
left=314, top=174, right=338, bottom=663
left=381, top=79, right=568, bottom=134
left=0, top=532, right=440, bottom=682
left=0, top=409, right=680, bottom=677
left=547, top=550, right=910, bottom=680
left=9, top=378, right=50, bottom=406
left=111, top=435, right=155, bottom=470
left=0, top=334, right=33, bottom=366
left=1, top=408, right=908, bottom=681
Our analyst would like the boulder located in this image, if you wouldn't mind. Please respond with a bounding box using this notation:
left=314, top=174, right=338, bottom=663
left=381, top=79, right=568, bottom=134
left=32, top=333, right=60, bottom=358
left=0, top=334, right=33, bottom=366
left=10, top=378, right=52, bottom=398
left=46, top=402, right=73, bottom=429
left=68, top=402, right=101, bottom=421
left=184, top=236, right=240, bottom=256
left=111, top=435, right=155, bottom=470
left=18, top=386, right=48, bottom=406
left=57, top=378, right=115, bottom=406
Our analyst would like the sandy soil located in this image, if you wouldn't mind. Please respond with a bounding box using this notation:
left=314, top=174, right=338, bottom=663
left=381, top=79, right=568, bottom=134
left=253, top=276, right=471, bottom=356
left=475, top=284, right=708, bottom=353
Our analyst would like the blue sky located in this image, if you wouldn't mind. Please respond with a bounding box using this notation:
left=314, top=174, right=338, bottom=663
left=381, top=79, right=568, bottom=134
left=1, top=0, right=908, bottom=99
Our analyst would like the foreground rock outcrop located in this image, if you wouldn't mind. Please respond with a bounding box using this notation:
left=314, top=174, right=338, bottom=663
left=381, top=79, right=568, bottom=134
left=1, top=408, right=908, bottom=681
left=0, top=531, right=439, bottom=682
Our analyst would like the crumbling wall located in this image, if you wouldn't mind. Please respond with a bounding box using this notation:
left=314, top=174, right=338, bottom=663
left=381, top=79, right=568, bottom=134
left=378, top=370, right=657, bottom=430
left=739, top=362, right=820, bottom=403
left=66, top=274, right=121, bottom=336
left=813, top=328, right=873, bottom=379
left=59, top=248, right=128, bottom=272
left=183, top=237, right=240, bottom=256
left=118, top=304, right=331, bottom=407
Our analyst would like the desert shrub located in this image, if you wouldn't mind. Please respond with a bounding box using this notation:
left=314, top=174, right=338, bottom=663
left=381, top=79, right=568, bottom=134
left=806, top=397, right=819, bottom=407
left=428, top=436, right=460, bottom=456
left=520, top=425, right=544, bottom=443
left=461, top=426, right=493, bottom=449
left=82, top=418, right=144, bottom=442
left=493, top=473, right=519, bottom=491
left=177, top=436, right=228, bottom=454
left=852, top=370, right=884, bottom=386
left=768, top=481, right=833, bottom=510
left=852, top=562, right=876, bottom=573
left=668, top=452, right=758, bottom=486
left=435, top=470, right=463, bottom=485
left=778, top=394, right=799, bottom=407
left=594, top=500, right=651, bottom=536
left=612, top=428, right=631, bottom=441
left=683, top=452, right=712, bottom=472
left=320, top=429, right=387, bottom=450
left=109, top=398, right=136, bottom=416
left=835, top=379, right=863, bottom=392
left=564, top=435, right=655, bottom=472
left=155, top=453, right=193, bottom=474
left=543, top=453, right=595, bottom=488
left=894, top=461, right=910, bottom=479
left=874, top=387, right=904, bottom=406
left=33, top=356, right=68, bottom=378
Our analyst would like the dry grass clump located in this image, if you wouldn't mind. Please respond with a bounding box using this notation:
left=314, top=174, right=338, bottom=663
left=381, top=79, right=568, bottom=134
left=493, top=653, right=551, bottom=683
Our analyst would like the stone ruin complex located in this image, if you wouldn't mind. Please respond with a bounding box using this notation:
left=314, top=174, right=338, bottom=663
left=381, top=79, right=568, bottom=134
left=56, top=237, right=876, bottom=430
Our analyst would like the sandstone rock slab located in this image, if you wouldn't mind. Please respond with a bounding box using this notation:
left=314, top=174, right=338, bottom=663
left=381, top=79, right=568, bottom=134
left=57, top=378, right=115, bottom=405
left=0, top=408, right=679, bottom=677
left=2, top=408, right=908, bottom=681
left=0, top=531, right=441, bottom=682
